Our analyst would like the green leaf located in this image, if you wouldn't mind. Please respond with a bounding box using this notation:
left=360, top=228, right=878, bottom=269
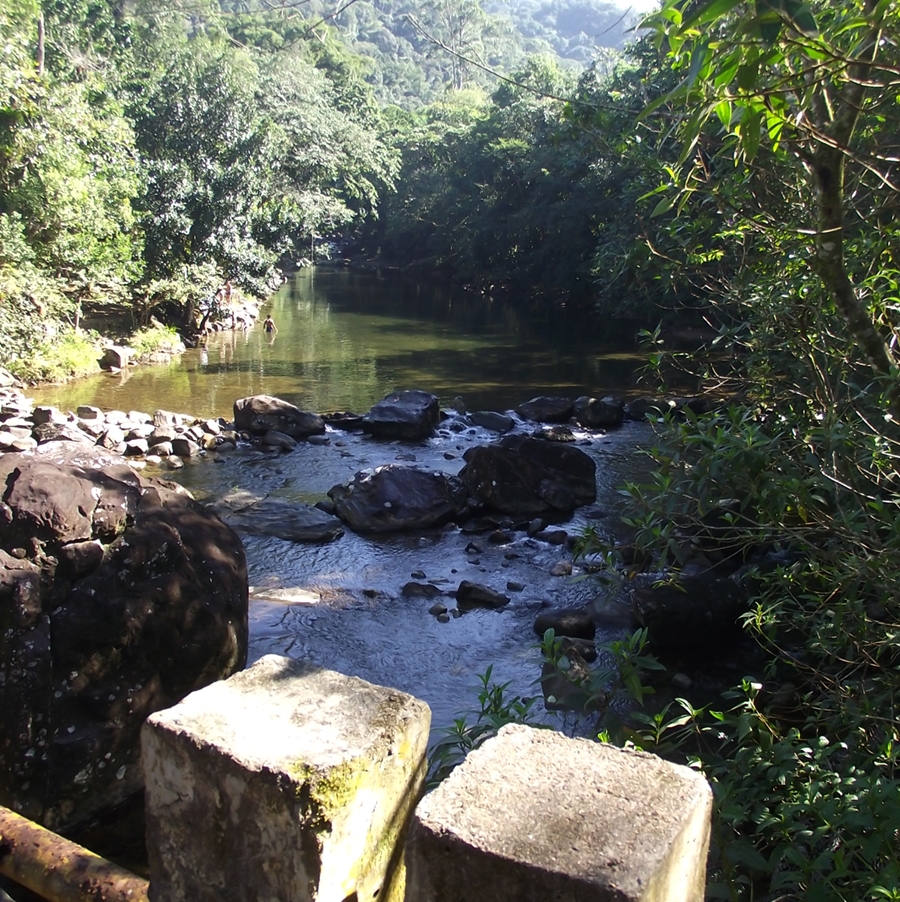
left=651, top=195, right=676, bottom=217
left=682, top=0, right=744, bottom=31
left=783, top=0, right=818, bottom=36
left=725, top=838, right=770, bottom=871
left=754, top=0, right=783, bottom=44
left=739, top=107, right=761, bottom=160
left=737, top=60, right=759, bottom=91
left=715, top=100, right=733, bottom=129
left=685, top=41, right=710, bottom=93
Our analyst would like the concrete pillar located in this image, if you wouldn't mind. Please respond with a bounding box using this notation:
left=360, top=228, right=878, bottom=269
left=407, top=724, right=712, bottom=902
left=141, top=655, right=431, bottom=902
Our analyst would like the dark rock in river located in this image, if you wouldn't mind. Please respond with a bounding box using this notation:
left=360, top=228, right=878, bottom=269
left=532, top=424, right=576, bottom=442
left=361, top=390, right=440, bottom=441
left=624, top=396, right=669, bottom=421
left=469, top=410, right=515, bottom=433
left=631, top=574, right=749, bottom=652
left=459, top=434, right=596, bottom=517
left=0, top=445, right=248, bottom=830
left=207, top=491, right=344, bottom=544
left=328, top=464, right=468, bottom=532
left=515, top=396, right=574, bottom=423
left=573, top=396, right=624, bottom=429
left=456, top=580, right=510, bottom=610
left=534, top=606, right=596, bottom=640
left=401, top=581, right=444, bottom=598
left=233, top=395, right=325, bottom=439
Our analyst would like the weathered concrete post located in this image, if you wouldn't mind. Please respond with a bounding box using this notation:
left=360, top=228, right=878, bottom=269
left=406, top=724, right=712, bottom=902
left=141, top=655, right=431, bottom=902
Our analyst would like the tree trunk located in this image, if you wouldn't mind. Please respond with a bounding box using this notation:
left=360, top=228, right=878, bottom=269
left=36, top=11, right=44, bottom=75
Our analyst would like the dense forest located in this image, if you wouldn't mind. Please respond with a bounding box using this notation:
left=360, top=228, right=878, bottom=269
left=4, top=0, right=900, bottom=898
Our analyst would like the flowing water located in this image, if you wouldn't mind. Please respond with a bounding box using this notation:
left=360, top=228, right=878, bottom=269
left=32, top=268, right=658, bottom=735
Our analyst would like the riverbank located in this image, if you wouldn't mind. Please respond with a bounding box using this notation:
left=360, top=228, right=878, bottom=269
left=6, top=285, right=270, bottom=390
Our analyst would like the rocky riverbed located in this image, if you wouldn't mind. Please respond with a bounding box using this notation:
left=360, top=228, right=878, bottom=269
left=2, top=370, right=760, bottom=851
left=0, top=379, right=666, bottom=735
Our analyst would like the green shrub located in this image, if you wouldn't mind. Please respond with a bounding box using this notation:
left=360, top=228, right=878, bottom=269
left=426, top=666, right=541, bottom=788
left=14, top=328, right=102, bottom=383
left=128, top=324, right=183, bottom=357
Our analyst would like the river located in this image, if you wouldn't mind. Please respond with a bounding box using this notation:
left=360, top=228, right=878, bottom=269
left=31, top=267, right=648, bottom=418
left=31, top=268, right=657, bottom=737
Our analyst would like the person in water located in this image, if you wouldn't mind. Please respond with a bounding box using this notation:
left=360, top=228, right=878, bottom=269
left=263, top=315, right=277, bottom=334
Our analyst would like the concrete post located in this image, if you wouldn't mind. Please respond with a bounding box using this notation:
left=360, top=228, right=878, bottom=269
left=406, top=724, right=712, bottom=902
left=141, top=655, right=431, bottom=902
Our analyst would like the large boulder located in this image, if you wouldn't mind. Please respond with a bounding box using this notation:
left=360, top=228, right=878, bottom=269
left=328, top=465, right=468, bottom=532
left=515, top=396, right=574, bottom=423
left=0, top=446, right=248, bottom=830
left=361, top=390, right=440, bottom=441
left=233, top=395, right=325, bottom=439
left=459, top=435, right=596, bottom=517
left=631, top=574, right=749, bottom=653
left=573, top=396, right=624, bottom=430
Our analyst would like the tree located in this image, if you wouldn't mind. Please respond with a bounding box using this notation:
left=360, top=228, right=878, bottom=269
left=642, top=0, right=900, bottom=419
left=129, top=38, right=277, bottom=292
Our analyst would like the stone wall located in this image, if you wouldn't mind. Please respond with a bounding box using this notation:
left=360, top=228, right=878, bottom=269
left=142, top=656, right=712, bottom=902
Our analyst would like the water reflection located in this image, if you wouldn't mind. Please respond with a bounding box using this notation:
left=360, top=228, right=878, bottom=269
left=31, top=268, right=648, bottom=419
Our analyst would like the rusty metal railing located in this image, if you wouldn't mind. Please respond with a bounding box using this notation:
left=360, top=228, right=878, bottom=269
left=0, top=805, right=149, bottom=902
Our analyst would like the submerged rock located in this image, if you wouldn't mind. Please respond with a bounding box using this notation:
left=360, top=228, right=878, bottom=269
left=469, top=410, right=515, bottom=433
left=455, top=580, right=510, bottom=610
left=207, top=491, right=344, bottom=544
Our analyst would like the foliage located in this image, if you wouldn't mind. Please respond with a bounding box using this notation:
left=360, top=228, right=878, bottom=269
left=11, top=326, right=102, bottom=384
left=128, top=37, right=278, bottom=288
left=641, top=0, right=900, bottom=417
left=426, top=665, right=541, bottom=787
left=539, top=626, right=665, bottom=733
left=127, top=324, right=182, bottom=357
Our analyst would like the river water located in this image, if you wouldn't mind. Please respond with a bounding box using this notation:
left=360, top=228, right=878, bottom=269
left=32, top=268, right=657, bottom=736
left=31, top=268, right=648, bottom=418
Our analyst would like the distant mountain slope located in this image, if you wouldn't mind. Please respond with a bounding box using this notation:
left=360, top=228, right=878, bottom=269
left=221, top=0, right=642, bottom=105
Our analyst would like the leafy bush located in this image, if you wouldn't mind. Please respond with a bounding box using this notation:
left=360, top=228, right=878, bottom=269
left=13, top=328, right=102, bottom=384
left=128, top=324, right=183, bottom=358
left=606, top=384, right=900, bottom=899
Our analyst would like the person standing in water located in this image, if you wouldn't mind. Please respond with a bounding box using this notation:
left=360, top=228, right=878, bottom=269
left=263, top=315, right=277, bottom=335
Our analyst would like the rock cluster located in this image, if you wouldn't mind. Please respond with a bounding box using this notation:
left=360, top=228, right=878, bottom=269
left=0, top=388, right=238, bottom=469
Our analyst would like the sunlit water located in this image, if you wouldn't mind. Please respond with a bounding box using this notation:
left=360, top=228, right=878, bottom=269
left=32, top=268, right=657, bottom=736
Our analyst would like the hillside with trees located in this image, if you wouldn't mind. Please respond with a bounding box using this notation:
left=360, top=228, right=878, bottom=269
left=4, top=1, right=900, bottom=898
